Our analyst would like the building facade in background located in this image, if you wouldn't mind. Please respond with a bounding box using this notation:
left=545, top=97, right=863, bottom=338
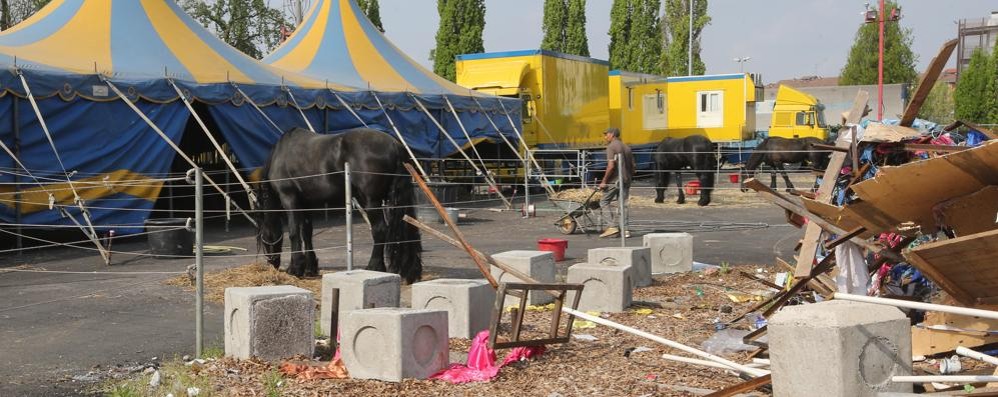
left=956, top=11, right=998, bottom=79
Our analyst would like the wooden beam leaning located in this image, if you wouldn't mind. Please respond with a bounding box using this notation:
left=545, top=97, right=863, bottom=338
left=793, top=90, right=868, bottom=279
left=404, top=163, right=499, bottom=288
left=900, top=39, right=958, bottom=127
left=704, top=374, right=772, bottom=397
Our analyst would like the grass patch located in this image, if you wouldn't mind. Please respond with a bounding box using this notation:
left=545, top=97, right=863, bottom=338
left=261, top=369, right=284, bottom=397
left=99, top=356, right=216, bottom=397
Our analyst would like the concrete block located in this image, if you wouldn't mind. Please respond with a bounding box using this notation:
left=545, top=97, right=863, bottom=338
left=224, top=286, right=314, bottom=361
left=587, top=247, right=652, bottom=287
left=411, top=279, right=495, bottom=339
left=642, top=233, right=693, bottom=274
left=566, top=263, right=632, bottom=312
left=491, top=250, right=556, bottom=305
left=321, top=270, right=400, bottom=337
left=769, top=300, right=912, bottom=397
left=340, top=308, right=449, bottom=382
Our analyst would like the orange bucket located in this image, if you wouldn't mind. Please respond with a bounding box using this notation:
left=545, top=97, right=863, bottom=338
left=728, top=173, right=740, bottom=183
left=537, top=238, right=568, bottom=261
left=684, top=180, right=701, bottom=196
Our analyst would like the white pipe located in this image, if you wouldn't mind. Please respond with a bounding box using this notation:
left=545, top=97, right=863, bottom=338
left=956, top=346, right=998, bottom=366
left=752, top=358, right=771, bottom=365
left=833, top=293, right=998, bottom=321
left=562, top=307, right=768, bottom=377
left=661, top=354, right=770, bottom=373
left=892, top=375, right=998, bottom=383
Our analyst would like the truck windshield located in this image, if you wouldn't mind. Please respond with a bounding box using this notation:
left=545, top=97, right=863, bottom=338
left=816, top=111, right=827, bottom=128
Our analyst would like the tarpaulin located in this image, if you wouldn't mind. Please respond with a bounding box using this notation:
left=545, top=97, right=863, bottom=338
left=430, top=330, right=546, bottom=384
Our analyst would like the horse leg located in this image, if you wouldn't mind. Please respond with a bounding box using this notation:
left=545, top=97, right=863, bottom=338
left=776, top=164, right=795, bottom=192
left=281, top=198, right=307, bottom=278
left=675, top=171, right=686, bottom=204
left=301, top=214, right=318, bottom=277
left=769, top=167, right=779, bottom=189
left=366, top=206, right=388, bottom=272
left=697, top=171, right=713, bottom=206
left=655, top=170, right=670, bottom=203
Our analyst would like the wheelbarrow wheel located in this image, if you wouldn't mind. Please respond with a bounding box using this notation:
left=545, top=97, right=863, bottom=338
left=558, top=217, right=577, bottom=235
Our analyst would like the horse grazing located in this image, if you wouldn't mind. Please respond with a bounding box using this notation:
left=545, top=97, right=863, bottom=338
left=654, top=135, right=717, bottom=206
left=743, top=137, right=830, bottom=191
left=256, top=128, right=422, bottom=283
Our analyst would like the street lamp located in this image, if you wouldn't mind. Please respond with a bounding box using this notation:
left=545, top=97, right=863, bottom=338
left=862, top=1, right=901, bottom=121
left=733, top=57, right=751, bottom=73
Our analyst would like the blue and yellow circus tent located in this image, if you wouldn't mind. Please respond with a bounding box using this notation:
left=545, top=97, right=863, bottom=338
left=262, top=0, right=521, bottom=159
left=0, top=0, right=351, bottom=234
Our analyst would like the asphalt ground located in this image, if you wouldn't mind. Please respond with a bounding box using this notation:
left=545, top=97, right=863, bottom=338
left=0, top=178, right=802, bottom=396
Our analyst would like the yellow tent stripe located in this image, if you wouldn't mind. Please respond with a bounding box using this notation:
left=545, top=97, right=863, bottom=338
left=0, top=0, right=112, bottom=75
left=269, top=0, right=329, bottom=72
left=0, top=170, right=163, bottom=215
left=141, top=0, right=251, bottom=84
left=0, top=0, right=67, bottom=36
left=339, top=0, right=415, bottom=93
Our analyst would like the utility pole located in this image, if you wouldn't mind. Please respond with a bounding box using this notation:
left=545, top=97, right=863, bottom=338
left=687, top=0, right=693, bottom=75
left=877, top=0, right=884, bottom=121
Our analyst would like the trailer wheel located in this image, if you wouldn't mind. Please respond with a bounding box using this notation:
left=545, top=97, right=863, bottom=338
left=558, top=217, right=577, bottom=235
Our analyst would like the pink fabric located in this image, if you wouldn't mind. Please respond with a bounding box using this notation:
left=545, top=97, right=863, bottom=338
left=430, top=330, right=546, bottom=383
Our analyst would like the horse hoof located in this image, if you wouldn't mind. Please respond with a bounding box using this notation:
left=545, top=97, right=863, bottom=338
left=697, top=201, right=710, bottom=207
left=654, top=198, right=664, bottom=204
left=676, top=200, right=685, bottom=205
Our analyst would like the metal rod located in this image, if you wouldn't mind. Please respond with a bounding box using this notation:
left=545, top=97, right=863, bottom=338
left=345, top=162, right=353, bottom=271
left=833, top=293, right=998, bottom=320
left=563, top=307, right=768, bottom=377
left=618, top=154, right=626, bottom=247
left=524, top=151, right=531, bottom=218
left=956, top=346, right=998, bottom=366
left=194, top=167, right=204, bottom=358
left=892, top=375, right=998, bottom=383
left=12, top=95, right=21, bottom=254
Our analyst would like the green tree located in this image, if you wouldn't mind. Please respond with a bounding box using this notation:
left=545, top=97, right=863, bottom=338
left=608, top=0, right=632, bottom=71
left=839, top=1, right=917, bottom=85
left=181, top=0, right=289, bottom=59
left=431, top=0, right=485, bottom=82
left=988, top=41, right=998, bottom=124
left=0, top=0, right=50, bottom=30
left=540, top=0, right=567, bottom=52
left=565, top=0, right=589, bottom=57
left=916, top=81, right=955, bottom=123
left=954, top=46, right=997, bottom=123
left=629, top=0, right=660, bottom=74
left=356, top=0, right=383, bottom=32
left=662, top=0, right=709, bottom=76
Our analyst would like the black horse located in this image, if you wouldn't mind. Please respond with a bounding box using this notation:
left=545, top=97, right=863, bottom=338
left=654, top=135, right=717, bottom=206
left=742, top=137, right=830, bottom=191
left=256, top=128, right=422, bottom=283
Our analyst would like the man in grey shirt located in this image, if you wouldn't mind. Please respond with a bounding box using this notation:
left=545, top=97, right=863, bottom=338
left=597, top=128, right=635, bottom=237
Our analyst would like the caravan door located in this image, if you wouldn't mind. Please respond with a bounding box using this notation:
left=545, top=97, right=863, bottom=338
left=696, top=91, right=723, bottom=128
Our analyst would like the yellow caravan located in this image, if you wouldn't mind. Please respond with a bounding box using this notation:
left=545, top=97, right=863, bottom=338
left=625, top=74, right=761, bottom=143
left=455, top=50, right=610, bottom=150
left=768, top=85, right=829, bottom=140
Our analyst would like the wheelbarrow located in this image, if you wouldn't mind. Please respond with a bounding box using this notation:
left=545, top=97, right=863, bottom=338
left=550, top=189, right=602, bottom=235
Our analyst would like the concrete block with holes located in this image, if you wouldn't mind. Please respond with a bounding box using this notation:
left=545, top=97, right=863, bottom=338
left=224, top=286, right=314, bottom=361
left=491, top=250, right=556, bottom=306
left=566, top=263, right=632, bottom=312
left=587, top=247, right=652, bottom=287
left=410, top=279, right=495, bottom=339
left=769, top=300, right=912, bottom=396
left=340, top=308, right=449, bottom=382
left=320, top=270, right=400, bottom=337
left=642, top=233, right=693, bottom=274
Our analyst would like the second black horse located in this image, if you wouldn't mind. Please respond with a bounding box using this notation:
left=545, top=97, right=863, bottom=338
left=654, top=135, right=717, bottom=206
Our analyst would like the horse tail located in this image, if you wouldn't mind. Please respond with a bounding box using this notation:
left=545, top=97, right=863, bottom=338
left=386, top=161, right=423, bottom=284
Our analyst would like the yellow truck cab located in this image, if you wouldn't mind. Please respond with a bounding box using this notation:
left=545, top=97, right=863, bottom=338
left=769, top=85, right=829, bottom=140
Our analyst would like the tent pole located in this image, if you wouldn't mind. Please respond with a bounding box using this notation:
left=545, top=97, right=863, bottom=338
left=18, top=72, right=109, bottom=265
left=12, top=95, right=21, bottom=253
left=330, top=91, right=369, bottom=128
left=443, top=96, right=491, bottom=174
left=410, top=94, right=511, bottom=208
left=285, top=88, right=316, bottom=133
left=105, top=79, right=257, bottom=226
left=370, top=92, right=429, bottom=179
left=231, top=83, right=284, bottom=136
left=473, top=97, right=555, bottom=196
left=496, top=99, right=555, bottom=196
left=169, top=81, right=258, bottom=208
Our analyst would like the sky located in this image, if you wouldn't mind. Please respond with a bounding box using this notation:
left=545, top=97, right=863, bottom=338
left=378, top=0, right=998, bottom=83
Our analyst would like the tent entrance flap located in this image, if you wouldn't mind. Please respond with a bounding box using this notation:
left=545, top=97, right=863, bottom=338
left=458, top=61, right=529, bottom=96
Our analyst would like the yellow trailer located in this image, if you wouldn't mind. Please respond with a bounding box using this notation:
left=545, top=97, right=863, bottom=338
left=456, top=50, right=610, bottom=150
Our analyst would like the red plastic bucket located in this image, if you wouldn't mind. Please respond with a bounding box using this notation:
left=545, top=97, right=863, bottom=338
left=684, top=180, right=701, bottom=196
left=537, top=238, right=568, bottom=261
left=728, top=173, right=740, bottom=183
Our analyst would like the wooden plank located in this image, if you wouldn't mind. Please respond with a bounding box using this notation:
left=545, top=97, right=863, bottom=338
left=824, top=227, right=867, bottom=251
left=900, top=39, right=958, bottom=127
left=704, top=374, right=772, bottom=397
left=911, top=326, right=998, bottom=356
left=795, top=91, right=869, bottom=278
left=776, top=257, right=834, bottom=296
left=902, top=143, right=969, bottom=153
left=905, top=229, right=998, bottom=307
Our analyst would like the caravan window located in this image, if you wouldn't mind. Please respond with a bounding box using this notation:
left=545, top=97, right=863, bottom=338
left=696, top=91, right=723, bottom=128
